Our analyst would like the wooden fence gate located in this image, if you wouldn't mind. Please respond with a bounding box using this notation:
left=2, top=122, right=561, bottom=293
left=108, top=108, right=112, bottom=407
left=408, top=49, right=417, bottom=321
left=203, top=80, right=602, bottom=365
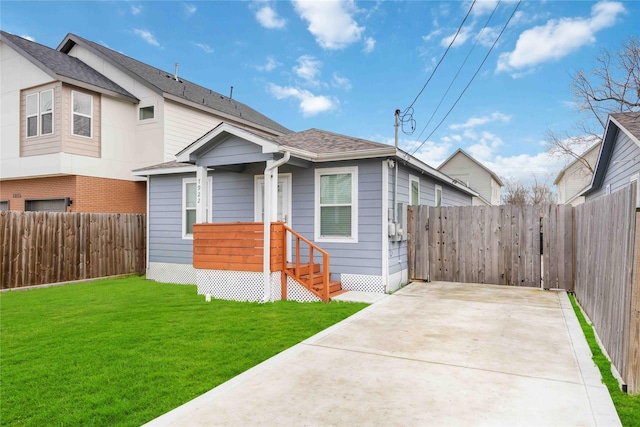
left=407, top=204, right=573, bottom=289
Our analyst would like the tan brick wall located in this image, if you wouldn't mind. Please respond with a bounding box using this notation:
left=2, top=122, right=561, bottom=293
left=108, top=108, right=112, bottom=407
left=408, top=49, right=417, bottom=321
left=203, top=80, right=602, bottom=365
left=0, top=176, right=146, bottom=213
left=75, top=176, right=146, bottom=213
left=0, top=176, right=77, bottom=211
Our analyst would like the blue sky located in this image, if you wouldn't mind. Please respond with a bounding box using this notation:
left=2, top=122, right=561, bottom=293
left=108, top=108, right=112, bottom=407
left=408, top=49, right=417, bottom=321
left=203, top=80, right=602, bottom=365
left=2, top=0, right=638, bottom=184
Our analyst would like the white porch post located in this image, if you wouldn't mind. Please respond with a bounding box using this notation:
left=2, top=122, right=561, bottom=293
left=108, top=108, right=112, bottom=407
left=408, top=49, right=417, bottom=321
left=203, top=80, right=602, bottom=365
left=196, top=165, right=209, bottom=223
left=262, top=161, right=275, bottom=301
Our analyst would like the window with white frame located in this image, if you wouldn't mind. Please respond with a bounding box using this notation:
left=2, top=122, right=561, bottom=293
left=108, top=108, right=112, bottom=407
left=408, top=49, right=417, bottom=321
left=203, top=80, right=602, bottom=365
left=409, top=175, right=420, bottom=205
left=25, top=89, right=54, bottom=137
left=139, top=105, right=155, bottom=121
left=315, top=167, right=358, bottom=242
left=72, top=91, right=92, bottom=137
left=182, top=177, right=212, bottom=239
left=435, top=184, right=442, bottom=207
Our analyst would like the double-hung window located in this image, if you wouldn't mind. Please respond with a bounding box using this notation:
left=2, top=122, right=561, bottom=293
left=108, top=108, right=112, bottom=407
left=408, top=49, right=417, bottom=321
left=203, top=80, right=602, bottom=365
left=182, top=177, right=212, bottom=239
left=26, top=89, right=54, bottom=137
left=72, top=91, right=92, bottom=137
left=409, top=175, right=420, bottom=205
left=315, top=166, right=358, bottom=242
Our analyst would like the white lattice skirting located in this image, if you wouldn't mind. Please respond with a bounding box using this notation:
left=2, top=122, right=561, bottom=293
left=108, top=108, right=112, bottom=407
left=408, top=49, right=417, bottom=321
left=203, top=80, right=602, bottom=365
left=147, top=262, right=197, bottom=285
left=341, top=273, right=385, bottom=293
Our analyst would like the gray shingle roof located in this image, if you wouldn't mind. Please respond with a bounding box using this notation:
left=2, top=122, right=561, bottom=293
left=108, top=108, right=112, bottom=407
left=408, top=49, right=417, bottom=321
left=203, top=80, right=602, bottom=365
left=58, top=33, right=291, bottom=135
left=0, top=30, right=136, bottom=101
left=274, top=128, right=393, bottom=154
left=611, top=112, right=640, bottom=141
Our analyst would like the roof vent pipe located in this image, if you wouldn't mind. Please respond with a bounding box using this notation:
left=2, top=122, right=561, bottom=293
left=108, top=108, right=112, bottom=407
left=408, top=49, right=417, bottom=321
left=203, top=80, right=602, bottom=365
left=174, top=62, right=179, bottom=81
left=229, top=86, right=233, bottom=100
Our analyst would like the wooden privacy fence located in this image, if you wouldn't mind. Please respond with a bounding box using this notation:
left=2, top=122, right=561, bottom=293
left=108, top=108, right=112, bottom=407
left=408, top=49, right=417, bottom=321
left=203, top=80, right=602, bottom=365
left=574, top=183, right=639, bottom=394
left=0, top=211, right=146, bottom=289
left=408, top=204, right=573, bottom=289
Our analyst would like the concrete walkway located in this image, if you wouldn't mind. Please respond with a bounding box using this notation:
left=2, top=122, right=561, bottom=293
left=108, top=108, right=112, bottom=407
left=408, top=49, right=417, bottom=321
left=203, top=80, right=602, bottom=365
left=144, top=281, right=620, bottom=427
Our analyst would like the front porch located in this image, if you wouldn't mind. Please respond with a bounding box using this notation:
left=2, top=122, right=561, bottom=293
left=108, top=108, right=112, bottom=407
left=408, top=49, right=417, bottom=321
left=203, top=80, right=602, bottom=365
left=193, top=222, right=345, bottom=302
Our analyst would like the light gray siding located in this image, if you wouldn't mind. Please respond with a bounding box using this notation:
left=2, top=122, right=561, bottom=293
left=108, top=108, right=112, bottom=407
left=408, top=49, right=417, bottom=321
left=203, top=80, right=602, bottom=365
left=588, top=130, right=640, bottom=200
left=148, top=173, right=194, bottom=264
left=198, top=136, right=272, bottom=167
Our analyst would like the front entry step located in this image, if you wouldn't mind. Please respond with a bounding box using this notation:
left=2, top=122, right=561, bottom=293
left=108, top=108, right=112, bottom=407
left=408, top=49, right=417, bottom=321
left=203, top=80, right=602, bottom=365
left=285, top=263, right=343, bottom=301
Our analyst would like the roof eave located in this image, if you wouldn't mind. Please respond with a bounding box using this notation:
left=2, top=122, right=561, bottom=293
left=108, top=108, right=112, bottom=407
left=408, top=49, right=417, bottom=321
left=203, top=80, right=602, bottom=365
left=1, top=33, right=58, bottom=82
left=57, top=75, right=139, bottom=103
left=132, top=165, right=197, bottom=176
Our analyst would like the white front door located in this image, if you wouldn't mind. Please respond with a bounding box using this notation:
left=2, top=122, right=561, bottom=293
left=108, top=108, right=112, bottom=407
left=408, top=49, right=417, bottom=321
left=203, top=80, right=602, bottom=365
left=255, top=174, right=292, bottom=261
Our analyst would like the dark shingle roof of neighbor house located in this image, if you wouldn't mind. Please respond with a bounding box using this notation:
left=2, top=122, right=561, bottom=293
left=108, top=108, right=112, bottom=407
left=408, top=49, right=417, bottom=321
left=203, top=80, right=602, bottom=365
left=57, top=33, right=291, bottom=135
left=274, top=128, right=393, bottom=154
left=583, top=111, right=640, bottom=196
left=0, top=30, right=137, bottom=102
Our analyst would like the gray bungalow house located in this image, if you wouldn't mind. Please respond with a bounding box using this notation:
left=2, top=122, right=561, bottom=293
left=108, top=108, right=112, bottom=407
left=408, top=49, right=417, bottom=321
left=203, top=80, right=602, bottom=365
left=134, top=123, right=477, bottom=302
left=582, top=112, right=640, bottom=206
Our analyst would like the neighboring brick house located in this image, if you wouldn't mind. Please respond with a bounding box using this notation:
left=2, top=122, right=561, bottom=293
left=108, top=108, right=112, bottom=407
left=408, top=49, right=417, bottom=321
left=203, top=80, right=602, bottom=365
left=553, top=142, right=601, bottom=206
left=437, top=148, right=503, bottom=205
left=0, top=31, right=289, bottom=213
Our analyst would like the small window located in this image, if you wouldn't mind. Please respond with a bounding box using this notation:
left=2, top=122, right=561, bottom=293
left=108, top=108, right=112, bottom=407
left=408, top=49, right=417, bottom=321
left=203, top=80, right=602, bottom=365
left=26, top=93, right=38, bottom=137
left=72, top=91, right=92, bottom=137
left=435, top=185, right=442, bottom=207
left=315, top=166, right=358, bottom=242
left=182, top=177, right=212, bottom=239
left=409, top=175, right=420, bottom=205
left=40, top=90, right=53, bottom=135
left=0, top=200, right=9, bottom=211
left=139, top=105, right=155, bottom=121
left=606, top=184, right=611, bottom=195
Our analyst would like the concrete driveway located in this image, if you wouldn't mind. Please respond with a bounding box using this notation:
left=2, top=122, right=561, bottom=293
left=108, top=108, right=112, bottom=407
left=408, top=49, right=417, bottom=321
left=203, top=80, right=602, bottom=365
left=144, top=281, right=620, bottom=427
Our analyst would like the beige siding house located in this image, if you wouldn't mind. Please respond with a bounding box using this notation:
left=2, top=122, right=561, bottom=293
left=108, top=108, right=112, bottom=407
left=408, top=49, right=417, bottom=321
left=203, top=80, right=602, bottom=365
left=553, top=142, right=601, bottom=206
left=437, top=149, right=503, bottom=205
left=0, top=31, right=288, bottom=213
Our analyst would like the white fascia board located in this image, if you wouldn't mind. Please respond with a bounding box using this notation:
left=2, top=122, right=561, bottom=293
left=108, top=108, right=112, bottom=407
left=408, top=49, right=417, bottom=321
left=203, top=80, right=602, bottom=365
left=132, top=165, right=197, bottom=176
left=176, top=122, right=279, bottom=162
left=287, top=147, right=396, bottom=162
left=610, top=116, right=640, bottom=148
left=399, top=151, right=479, bottom=197
left=163, top=93, right=287, bottom=137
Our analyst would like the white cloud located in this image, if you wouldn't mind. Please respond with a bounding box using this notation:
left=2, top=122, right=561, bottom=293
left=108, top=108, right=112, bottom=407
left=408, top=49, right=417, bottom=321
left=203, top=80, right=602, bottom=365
left=133, top=29, right=160, bottom=47
left=292, top=0, right=364, bottom=49
left=449, top=112, right=511, bottom=130
left=331, top=73, right=352, bottom=90
left=484, top=152, right=565, bottom=184
left=256, top=56, right=281, bottom=72
left=440, top=25, right=473, bottom=47
left=470, top=0, right=500, bottom=17
left=255, top=4, right=286, bottom=29
left=19, top=34, right=35, bottom=42
left=268, top=83, right=336, bottom=117
left=131, top=5, right=142, bottom=15
left=422, top=28, right=443, bottom=42
left=194, top=42, right=214, bottom=54
left=184, top=3, right=197, bottom=16
left=363, top=37, right=375, bottom=53
left=475, top=26, right=499, bottom=48
left=407, top=139, right=455, bottom=168
left=293, top=55, right=322, bottom=85
left=497, top=1, right=625, bottom=74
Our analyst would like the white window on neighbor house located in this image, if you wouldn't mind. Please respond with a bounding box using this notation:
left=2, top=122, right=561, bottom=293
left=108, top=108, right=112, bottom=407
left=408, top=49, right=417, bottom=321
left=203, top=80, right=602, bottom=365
left=315, top=166, right=358, bottom=243
left=435, top=184, right=442, bottom=207
left=182, top=177, right=212, bottom=239
left=25, top=89, right=54, bottom=137
left=72, top=91, right=92, bottom=138
left=138, top=105, right=155, bottom=121
left=409, top=175, right=420, bottom=205
left=631, top=173, right=640, bottom=208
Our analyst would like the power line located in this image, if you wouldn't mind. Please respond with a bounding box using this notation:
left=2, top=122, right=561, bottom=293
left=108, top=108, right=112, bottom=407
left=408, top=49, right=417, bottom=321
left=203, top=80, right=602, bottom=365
left=410, top=0, right=522, bottom=156
left=400, top=0, right=477, bottom=133
left=416, top=0, right=501, bottom=141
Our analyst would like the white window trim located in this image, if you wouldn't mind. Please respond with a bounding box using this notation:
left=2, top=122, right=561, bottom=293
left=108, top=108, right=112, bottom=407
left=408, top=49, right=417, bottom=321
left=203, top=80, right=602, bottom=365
left=314, top=166, right=358, bottom=243
left=71, top=90, right=93, bottom=138
left=409, top=175, right=420, bottom=205
left=631, top=173, right=640, bottom=208
left=182, top=176, right=213, bottom=240
left=138, top=103, right=156, bottom=123
left=435, top=184, right=442, bottom=207
left=26, top=92, right=39, bottom=138
left=25, top=89, right=54, bottom=138
left=40, top=89, right=54, bottom=136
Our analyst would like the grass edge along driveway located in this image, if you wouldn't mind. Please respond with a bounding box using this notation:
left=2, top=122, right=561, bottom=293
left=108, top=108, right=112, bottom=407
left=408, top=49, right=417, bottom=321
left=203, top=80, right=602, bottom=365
left=0, top=276, right=368, bottom=426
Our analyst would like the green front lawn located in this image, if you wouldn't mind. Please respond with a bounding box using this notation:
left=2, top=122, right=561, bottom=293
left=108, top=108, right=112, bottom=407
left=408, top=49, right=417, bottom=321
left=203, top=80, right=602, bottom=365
left=569, top=294, right=640, bottom=427
left=0, top=276, right=367, bottom=426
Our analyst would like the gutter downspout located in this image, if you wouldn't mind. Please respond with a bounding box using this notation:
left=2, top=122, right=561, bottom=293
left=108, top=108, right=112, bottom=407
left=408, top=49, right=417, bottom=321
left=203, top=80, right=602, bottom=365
left=261, top=151, right=291, bottom=303
left=394, top=109, right=400, bottom=224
